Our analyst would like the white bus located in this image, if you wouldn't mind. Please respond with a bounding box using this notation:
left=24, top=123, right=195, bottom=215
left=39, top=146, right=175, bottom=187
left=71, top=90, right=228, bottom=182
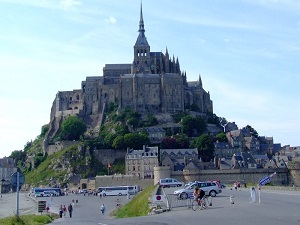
left=98, top=185, right=140, bottom=196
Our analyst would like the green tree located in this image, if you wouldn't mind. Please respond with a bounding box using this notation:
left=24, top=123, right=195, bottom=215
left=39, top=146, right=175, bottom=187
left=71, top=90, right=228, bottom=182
left=124, top=133, right=150, bottom=149
left=244, top=125, right=259, bottom=138
left=215, top=133, right=227, bottom=142
left=181, top=115, right=206, bottom=137
left=103, top=133, right=117, bottom=148
left=10, top=150, right=27, bottom=165
left=145, top=115, right=158, bottom=126
left=40, top=124, right=50, bottom=137
left=112, top=136, right=126, bottom=149
left=194, top=116, right=206, bottom=135
left=60, top=116, right=87, bottom=141
left=126, top=117, right=140, bottom=128
left=192, top=134, right=214, bottom=162
left=181, top=115, right=195, bottom=136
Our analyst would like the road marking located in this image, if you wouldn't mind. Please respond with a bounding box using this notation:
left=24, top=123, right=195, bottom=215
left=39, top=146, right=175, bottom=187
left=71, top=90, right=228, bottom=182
left=99, top=223, right=107, bottom=225
left=264, top=191, right=300, bottom=196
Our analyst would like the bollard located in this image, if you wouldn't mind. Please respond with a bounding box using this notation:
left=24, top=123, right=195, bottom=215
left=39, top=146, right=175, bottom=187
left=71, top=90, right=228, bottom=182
left=208, top=196, right=212, bottom=206
left=230, top=196, right=234, bottom=204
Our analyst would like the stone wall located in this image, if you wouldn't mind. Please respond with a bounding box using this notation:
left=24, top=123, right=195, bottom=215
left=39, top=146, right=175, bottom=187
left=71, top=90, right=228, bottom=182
left=45, top=141, right=81, bottom=155
left=93, top=149, right=126, bottom=165
left=95, top=175, right=153, bottom=189
left=154, top=166, right=290, bottom=186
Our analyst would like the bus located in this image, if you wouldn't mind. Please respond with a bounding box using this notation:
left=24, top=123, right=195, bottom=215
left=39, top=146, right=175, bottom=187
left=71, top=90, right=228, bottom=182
left=97, top=185, right=140, bottom=196
left=31, top=187, right=62, bottom=197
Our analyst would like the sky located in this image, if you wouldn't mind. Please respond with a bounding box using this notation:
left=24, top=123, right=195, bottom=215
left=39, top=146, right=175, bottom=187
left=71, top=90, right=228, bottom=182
left=0, top=0, right=299, bottom=158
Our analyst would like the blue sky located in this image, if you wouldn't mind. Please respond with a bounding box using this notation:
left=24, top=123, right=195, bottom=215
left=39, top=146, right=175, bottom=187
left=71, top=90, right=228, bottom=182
left=0, top=0, right=299, bottom=158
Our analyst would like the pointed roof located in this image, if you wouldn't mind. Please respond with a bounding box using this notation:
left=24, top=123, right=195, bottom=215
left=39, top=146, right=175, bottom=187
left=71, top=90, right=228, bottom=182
left=135, top=3, right=149, bottom=47
left=197, top=74, right=202, bottom=87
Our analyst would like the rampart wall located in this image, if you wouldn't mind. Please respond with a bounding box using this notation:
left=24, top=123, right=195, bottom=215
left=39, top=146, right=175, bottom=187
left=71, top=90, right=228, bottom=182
left=154, top=166, right=290, bottom=186
left=95, top=175, right=153, bottom=189
left=45, top=141, right=81, bottom=155
left=93, top=149, right=126, bottom=165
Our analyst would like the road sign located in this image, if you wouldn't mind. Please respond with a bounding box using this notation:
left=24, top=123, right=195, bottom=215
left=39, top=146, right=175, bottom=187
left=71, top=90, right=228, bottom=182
left=38, top=201, right=47, bottom=213
left=11, top=172, right=25, bottom=187
left=259, top=175, right=271, bottom=186
left=152, top=195, right=166, bottom=204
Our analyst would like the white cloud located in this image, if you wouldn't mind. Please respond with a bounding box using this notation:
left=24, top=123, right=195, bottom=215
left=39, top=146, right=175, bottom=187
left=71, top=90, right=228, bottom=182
left=104, top=16, right=117, bottom=24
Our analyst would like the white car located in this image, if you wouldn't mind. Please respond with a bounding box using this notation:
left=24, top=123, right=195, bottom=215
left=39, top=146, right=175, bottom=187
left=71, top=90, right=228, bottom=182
left=174, top=181, right=222, bottom=198
left=159, top=178, right=183, bottom=188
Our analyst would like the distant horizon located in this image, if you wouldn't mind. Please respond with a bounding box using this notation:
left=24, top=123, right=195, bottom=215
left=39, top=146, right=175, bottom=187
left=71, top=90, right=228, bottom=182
left=0, top=0, right=299, bottom=158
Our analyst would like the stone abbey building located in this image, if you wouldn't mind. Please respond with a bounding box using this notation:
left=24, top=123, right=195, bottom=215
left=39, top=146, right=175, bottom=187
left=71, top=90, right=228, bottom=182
left=46, top=4, right=213, bottom=141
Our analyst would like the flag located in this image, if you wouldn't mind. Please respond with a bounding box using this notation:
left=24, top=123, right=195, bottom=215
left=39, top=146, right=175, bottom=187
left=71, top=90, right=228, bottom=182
left=108, top=163, right=111, bottom=168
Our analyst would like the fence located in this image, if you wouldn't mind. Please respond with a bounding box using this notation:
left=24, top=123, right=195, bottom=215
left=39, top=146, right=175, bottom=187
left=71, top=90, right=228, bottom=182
left=166, top=194, right=193, bottom=210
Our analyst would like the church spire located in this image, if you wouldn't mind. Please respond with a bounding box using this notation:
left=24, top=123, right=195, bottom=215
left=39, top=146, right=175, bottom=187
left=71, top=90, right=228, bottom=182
left=198, top=74, right=203, bottom=87
left=139, top=2, right=145, bottom=33
left=134, top=2, right=149, bottom=47
left=132, top=2, right=150, bottom=73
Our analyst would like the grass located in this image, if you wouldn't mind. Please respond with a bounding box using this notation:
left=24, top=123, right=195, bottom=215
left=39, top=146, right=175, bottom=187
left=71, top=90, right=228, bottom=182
left=0, top=214, right=59, bottom=225
left=113, top=185, right=156, bottom=218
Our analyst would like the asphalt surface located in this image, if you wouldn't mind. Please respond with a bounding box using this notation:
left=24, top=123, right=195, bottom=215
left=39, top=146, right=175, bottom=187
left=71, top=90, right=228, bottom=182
left=2, top=187, right=300, bottom=225
left=0, top=192, right=37, bottom=218
left=45, top=187, right=300, bottom=225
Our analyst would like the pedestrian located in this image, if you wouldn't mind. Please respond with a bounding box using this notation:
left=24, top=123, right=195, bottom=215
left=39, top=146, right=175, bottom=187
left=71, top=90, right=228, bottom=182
left=68, top=203, right=73, bottom=218
left=127, top=192, right=130, bottom=200
left=100, top=204, right=105, bottom=215
left=59, top=205, right=63, bottom=218
left=63, top=205, right=67, bottom=217
left=250, top=187, right=256, bottom=203
left=234, top=182, right=237, bottom=191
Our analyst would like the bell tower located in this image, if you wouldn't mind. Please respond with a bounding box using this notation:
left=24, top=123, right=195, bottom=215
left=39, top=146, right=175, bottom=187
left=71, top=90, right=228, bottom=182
left=132, top=3, right=151, bottom=73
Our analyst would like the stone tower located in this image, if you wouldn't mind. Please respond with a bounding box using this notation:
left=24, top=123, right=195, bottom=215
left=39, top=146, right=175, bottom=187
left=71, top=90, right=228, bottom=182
left=132, top=3, right=151, bottom=74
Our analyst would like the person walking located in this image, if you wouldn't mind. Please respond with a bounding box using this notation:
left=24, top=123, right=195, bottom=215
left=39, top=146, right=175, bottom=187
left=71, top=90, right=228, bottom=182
left=59, top=205, right=63, bottom=218
left=68, top=203, right=73, bottom=218
left=63, top=205, right=67, bottom=217
left=100, top=203, right=106, bottom=215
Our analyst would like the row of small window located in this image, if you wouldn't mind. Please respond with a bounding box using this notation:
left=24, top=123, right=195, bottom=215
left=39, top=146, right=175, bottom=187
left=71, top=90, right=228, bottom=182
left=127, top=160, right=156, bottom=165
left=127, top=165, right=156, bottom=171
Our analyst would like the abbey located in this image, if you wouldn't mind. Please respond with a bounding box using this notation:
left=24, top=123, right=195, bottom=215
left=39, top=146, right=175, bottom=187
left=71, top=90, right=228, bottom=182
left=47, top=4, right=213, bottom=140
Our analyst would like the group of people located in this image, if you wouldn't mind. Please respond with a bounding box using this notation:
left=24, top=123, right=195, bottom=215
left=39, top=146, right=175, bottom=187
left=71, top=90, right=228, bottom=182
left=59, top=204, right=73, bottom=218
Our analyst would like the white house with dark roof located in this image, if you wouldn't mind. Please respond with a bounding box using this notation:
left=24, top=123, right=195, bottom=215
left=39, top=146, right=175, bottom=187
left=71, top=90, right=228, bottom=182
left=125, top=145, right=158, bottom=179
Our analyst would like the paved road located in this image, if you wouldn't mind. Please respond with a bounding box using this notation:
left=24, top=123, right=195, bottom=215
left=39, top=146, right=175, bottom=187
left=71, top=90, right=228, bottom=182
left=0, top=192, right=37, bottom=218
left=46, top=187, right=300, bottom=225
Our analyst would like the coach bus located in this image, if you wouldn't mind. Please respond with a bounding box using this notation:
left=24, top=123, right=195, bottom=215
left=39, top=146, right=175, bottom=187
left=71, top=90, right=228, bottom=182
left=97, top=185, right=140, bottom=196
left=31, top=187, right=62, bottom=197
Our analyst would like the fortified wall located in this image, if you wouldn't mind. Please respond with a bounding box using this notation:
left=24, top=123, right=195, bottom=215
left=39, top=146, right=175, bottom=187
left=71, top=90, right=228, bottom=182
left=154, top=166, right=290, bottom=186
left=44, top=141, right=81, bottom=155
left=95, top=175, right=153, bottom=189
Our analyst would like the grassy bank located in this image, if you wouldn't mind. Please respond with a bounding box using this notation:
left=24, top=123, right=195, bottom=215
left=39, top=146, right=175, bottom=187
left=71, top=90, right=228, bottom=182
left=0, top=214, right=59, bottom=225
left=113, top=185, right=156, bottom=218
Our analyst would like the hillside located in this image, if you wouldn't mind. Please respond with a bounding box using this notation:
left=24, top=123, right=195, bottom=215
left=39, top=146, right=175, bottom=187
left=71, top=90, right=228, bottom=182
left=10, top=107, right=223, bottom=187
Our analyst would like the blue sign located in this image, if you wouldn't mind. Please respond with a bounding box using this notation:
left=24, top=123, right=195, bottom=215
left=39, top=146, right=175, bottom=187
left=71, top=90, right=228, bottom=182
left=259, top=175, right=271, bottom=186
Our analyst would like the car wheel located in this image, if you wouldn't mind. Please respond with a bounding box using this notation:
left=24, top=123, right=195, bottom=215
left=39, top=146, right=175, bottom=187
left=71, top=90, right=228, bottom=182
left=118, top=193, right=122, bottom=196
left=179, top=193, right=188, bottom=200
left=103, top=193, right=106, bottom=197
left=209, top=190, right=217, bottom=197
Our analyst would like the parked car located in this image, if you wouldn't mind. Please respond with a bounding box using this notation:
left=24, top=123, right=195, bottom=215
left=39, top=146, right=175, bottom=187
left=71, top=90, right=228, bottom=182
left=159, top=178, right=183, bottom=188
left=174, top=181, right=222, bottom=199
